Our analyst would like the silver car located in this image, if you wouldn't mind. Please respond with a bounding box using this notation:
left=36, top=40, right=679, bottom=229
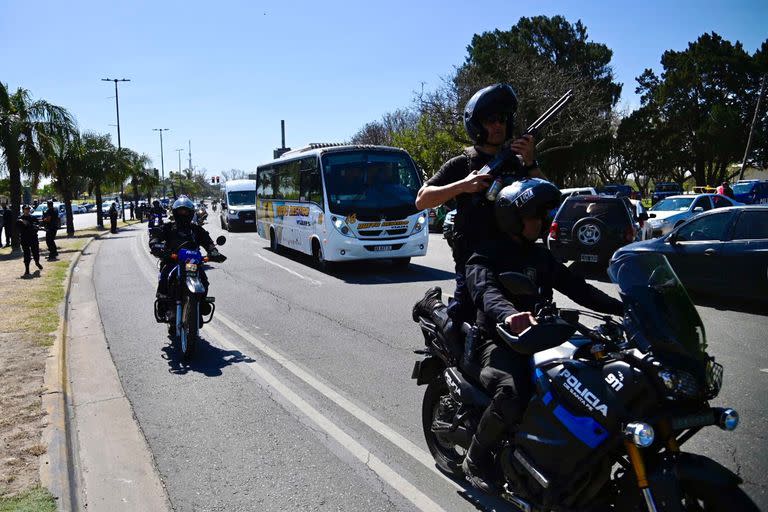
left=647, top=193, right=742, bottom=237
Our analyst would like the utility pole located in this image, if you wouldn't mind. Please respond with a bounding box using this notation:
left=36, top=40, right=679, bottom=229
left=153, top=128, right=170, bottom=199
left=101, top=77, right=130, bottom=221
left=176, top=148, right=184, bottom=195
left=739, top=74, right=767, bottom=181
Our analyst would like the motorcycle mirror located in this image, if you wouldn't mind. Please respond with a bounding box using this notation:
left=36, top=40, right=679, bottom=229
left=498, top=272, right=537, bottom=296
left=216, top=235, right=227, bottom=246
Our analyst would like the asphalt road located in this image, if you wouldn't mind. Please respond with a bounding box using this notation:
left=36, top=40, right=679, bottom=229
left=89, top=221, right=767, bottom=511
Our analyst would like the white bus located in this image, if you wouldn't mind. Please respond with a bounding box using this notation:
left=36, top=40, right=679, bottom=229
left=220, top=179, right=257, bottom=231
left=255, top=144, right=428, bottom=268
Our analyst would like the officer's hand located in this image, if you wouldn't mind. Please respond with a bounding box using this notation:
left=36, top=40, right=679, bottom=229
left=504, top=311, right=537, bottom=335
left=510, top=135, right=536, bottom=167
left=460, top=170, right=493, bottom=193
left=207, top=249, right=226, bottom=263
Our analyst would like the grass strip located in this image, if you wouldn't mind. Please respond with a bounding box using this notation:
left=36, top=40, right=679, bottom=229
left=0, top=486, right=56, bottom=512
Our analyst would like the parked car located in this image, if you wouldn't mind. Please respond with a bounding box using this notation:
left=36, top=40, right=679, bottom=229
left=732, top=179, right=768, bottom=205
left=81, top=203, right=96, bottom=212
left=427, top=205, right=448, bottom=233
left=613, top=206, right=768, bottom=301
left=651, top=182, right=683, bottom=205
left=31, top=202, right=66, bottom=229
left=547, top=195, right=637, bottom=266
left=442, top=209, right=456, bottom=247
left=647, top=193, right=742, bottom=238
left=100, top=200, right=123, bottom=218
left=71, top=204, right=86, bottom=214
left=596, top=184, right=633, bottom=197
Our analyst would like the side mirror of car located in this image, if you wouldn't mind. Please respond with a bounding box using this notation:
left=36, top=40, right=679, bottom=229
left=499, top=272, right=537, bottom=296
left=648, top=213, right=656, bottom=218
left=638, top=212, right=649, bottom=222
left=693, top=207, right=704, bottom=213
left=216, top=235, right=227, bottom=246
left=668, top=233, right=678, bottom=245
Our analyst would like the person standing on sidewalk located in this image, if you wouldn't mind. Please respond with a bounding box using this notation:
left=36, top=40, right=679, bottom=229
left=2, top=203, right=13, bottom=247
left=16, top=205, right=43, bottom=276
left=42, top=200, right=59, bottom=260
left=109, top=202, right=118, bottom=233
left=129, top=201, right=135, bottom=220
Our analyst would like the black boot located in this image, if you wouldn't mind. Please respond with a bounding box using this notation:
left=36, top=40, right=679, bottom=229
left=412, top=286, right=443, bottom=322
left=462, top=408, right=506, bottom=494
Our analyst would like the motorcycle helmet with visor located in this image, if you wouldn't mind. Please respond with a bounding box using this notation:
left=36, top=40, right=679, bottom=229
left=494, top=178, right=560, bottom=238
left=172, top=197, right=195, bottom=227
left=464, top=83, right=518, bottom=145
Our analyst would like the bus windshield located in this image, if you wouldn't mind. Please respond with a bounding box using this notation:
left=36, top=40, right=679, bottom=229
left=321, top=150, right=420, bottom=219
left=228, top=190, right=256, bottom=206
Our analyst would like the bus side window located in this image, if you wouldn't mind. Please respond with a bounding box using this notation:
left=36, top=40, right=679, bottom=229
left=258, top=167, right=274, bottom=199
left=300, top=157, right=323, bottom=208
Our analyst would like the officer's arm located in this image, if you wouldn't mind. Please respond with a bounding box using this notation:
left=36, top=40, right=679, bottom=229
left=552, top=257, right=623, bottom=316
left=466, top=253, right=519, bottom=323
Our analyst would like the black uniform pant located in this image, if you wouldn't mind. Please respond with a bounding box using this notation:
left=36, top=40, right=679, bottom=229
left=45, top=229, right=58, bottom=257
left=476, top=339, right=532, bottom=428
left=110, top=216, right=117, bottom=233
left=22, top=241, right=41, bottom=271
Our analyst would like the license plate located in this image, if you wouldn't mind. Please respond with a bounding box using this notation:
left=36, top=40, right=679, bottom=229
left=374, top=245, right=392, bottom=252
left=245, top=219, right=254, bottom=223
left=580, top=254, right=598, bottom=263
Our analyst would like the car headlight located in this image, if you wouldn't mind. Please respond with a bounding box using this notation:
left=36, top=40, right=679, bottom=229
left=229, top=209, right=236, bottom=215
left=411, top=213, right=427, bottom=234
left=658, top=369, right=700, bottom=399
left=331, top=216, right=354, bottom=237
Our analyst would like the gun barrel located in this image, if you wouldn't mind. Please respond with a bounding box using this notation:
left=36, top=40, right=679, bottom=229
left=526, top=89, right=573, bottom=135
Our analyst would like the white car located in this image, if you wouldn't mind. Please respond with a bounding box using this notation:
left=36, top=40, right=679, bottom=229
left=647, top=193, right=742, bottom=237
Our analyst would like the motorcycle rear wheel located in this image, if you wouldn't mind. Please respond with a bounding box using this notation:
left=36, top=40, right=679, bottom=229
left=422, top=376, right=466, bottom=477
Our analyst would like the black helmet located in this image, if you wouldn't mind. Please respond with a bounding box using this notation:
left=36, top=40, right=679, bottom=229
left=495, top=178, right=560, bottom=237
left=464, top=83, right=518, bottom=144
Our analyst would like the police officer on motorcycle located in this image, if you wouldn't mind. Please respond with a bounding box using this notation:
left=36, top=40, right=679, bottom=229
left=414, top=83, right=542, bottom=325
left=149, top=197, right=226, bottom=319
left=414, top=179, right=623, bottom=493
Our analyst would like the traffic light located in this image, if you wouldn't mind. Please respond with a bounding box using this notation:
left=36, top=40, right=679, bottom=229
left=211, top=176, right=215, bottom=184
left=215, top=176, right=220, bottom=183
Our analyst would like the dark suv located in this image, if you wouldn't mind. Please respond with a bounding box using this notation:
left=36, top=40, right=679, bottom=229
left=548, top=195, right=637, bottom=265
left=651, top=182, right=683, bottom=205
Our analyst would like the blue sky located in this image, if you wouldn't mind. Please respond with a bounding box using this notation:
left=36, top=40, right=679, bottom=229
left=2, top=0, right=766, bottom=177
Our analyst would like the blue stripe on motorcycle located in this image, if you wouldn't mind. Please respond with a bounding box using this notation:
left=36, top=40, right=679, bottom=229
left=542, top=392, right=553, bottom=405
left=553, top=405, right=608, bottom=449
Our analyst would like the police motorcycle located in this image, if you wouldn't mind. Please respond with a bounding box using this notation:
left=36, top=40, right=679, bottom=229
left=153, top=235, right=226, bottom=360
left=412, top=252, right=755, bottom=511
left=194, top=203, right=208, bottom=225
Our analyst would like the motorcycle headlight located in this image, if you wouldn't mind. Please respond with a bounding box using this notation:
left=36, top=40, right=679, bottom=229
left=658, top=369, right=700, bottom=399
left=185, top=262, right=198, bottom=272
left=331, top=217, right=354, bottom=237
left=410, top=213, right=426, bottom=234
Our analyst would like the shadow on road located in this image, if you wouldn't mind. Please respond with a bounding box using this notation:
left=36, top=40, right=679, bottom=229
left=161, top=336, right=255, bottom=376
left=567, top=262, right=613, bottom=283
left=689, top=292, right=767, bottom=316
left=270, top=246, right=455, bottom=284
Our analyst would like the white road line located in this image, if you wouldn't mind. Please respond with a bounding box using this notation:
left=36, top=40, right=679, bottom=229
left=761, top=369, right=768, bottom=374
left=215, top=313, right=463, bottom=490
left=204, top=324, right=447, bottom=512
left=255, top=253, right=322, bottom=286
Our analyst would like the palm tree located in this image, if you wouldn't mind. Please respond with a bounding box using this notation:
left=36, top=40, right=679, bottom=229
left=39, top=127, right=83, bottom=236
left=0, top=82, right=75, bottom=248
left=80, top=132, right=118, bottom=230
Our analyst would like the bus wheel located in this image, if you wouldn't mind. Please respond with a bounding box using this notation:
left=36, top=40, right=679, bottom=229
left=312, top=239, right=333, bottom=272
left=270, top=227, right=280, bottom=253
left=393, top=257, right=411, bottom=268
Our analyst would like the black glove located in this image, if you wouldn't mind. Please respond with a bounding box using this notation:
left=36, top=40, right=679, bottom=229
left=207, top=249, right=226, bottom=263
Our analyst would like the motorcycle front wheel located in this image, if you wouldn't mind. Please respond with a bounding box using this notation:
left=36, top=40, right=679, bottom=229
left=179, top=295, right=199, bottom=360
left=421, top=376, right=466, bottom=477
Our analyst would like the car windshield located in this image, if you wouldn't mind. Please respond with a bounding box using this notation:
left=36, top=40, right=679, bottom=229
left=322, top=150, right=421, bottom=219
left=732, top=183, right=755, bottom=195
left=34, top=205, right=46, bottom=212
left=227, top=191, right=256, bottom=206
left=608, top=252, right=707, bottom=360
left=650, top=197, right=694, bottom=211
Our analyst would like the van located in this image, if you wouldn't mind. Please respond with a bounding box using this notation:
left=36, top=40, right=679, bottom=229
left=220, top=179, right=257, bottom=231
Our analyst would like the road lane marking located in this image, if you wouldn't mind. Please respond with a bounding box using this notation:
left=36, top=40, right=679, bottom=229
left=214, top=313, right=464, bottom=491
left=761, top=369, right=768, bottom=374
left=256, top=253, right=322, bottom=286
left=204, top=325, right=447, bottom=512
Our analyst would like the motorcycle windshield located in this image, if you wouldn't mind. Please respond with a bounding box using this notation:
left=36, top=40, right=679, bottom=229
left=608, top=252, right=707, bottom=359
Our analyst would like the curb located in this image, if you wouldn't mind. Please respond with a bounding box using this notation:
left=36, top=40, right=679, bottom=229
left=40, top=234, right=98, bottom=511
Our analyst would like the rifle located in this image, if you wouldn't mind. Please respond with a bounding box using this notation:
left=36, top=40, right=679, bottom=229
left=477, top=89, right=573, bottom=200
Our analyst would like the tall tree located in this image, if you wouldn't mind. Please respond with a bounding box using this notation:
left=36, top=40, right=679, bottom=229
left=80, top=132, right=117, bottom=229
left=0, top=82, right=74, bottom=248
left=635, top=33, right=767, bottom=185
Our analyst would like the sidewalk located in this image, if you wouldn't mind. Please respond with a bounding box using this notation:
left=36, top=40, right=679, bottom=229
left=0, top=220, right=167, bottom=510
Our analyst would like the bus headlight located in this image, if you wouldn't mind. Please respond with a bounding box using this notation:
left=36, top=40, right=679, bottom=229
left=411, top=214, right=427, bottom=234
left=332, top=217, right=355, bottom=238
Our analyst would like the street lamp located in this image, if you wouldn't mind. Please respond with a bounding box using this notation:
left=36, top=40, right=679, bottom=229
left=101, top=77, right=130, bottom=221
left=153, top=128, right=170, bottom=199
